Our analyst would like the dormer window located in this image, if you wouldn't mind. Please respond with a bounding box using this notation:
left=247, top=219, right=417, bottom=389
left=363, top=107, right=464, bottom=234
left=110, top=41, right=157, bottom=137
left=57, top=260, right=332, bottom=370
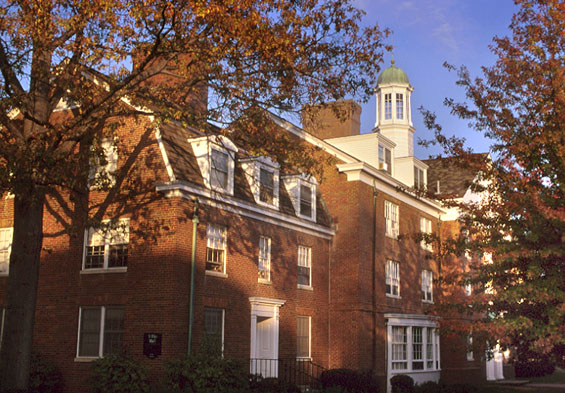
left=384, top=94, right=392, bottom=120
left=414, top=166, right=426, bottom=189
left=259, top=167, right=275, bottom=204
left=241, top=156, right=280, bottom=209
left=396, top=93, right=404, bottom=119
left=282, top=174, right=317, bottom=221
left=300, top=184, right=312, bottom=217
left=378, top=144, right=392, bottom=175
left=189, top=136, right=237, bottom=196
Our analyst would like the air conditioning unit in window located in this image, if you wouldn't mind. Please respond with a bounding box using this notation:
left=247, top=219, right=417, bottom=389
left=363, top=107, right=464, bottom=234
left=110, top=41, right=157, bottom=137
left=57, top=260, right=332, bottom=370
left=378, top=162, right=388, bottom=171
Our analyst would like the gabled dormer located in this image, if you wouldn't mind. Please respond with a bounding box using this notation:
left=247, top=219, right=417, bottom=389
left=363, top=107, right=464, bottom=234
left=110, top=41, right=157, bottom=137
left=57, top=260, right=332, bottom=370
left=189, top=135, right=238, bottom=195
left=282, top=174, right=317, bottom=222
left=241, top=156, right=280, bottom=210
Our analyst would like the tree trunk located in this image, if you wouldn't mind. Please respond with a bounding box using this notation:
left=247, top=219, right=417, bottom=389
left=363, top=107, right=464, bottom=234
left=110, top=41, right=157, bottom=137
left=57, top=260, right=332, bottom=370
left=0, top=192, right=45, bottom=392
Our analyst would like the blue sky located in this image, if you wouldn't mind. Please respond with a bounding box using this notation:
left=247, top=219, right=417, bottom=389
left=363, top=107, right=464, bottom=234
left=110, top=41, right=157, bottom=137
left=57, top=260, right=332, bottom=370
left=352, top=0, right=518, bottom=158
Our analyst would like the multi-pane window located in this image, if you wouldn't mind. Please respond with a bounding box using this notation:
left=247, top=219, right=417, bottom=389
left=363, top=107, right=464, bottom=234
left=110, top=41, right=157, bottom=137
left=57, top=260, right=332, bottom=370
left=422, top=270, right=433, bottom=302
left=204, top=307, right=224, bottom=353
left=391, top=326, right=407, bottom=370
left=396, top=93, right=404, bottom=119
left=297, top=316, right=311, bottom=358
left=412, top=327, right=424, bottom=370
left=385, top=201, right=399, bottom=239
left=211, top=149, right=229, bottom=190
left=299, top=184, right=312, bottom=218
left=378, top=144, right=392, bottom=174
left=414, top=166, right=425, bottom=189
left=390, top=325, right=440, bottom=372
left=420, top=217, right=433, bottom=251
left=297, top=246, right=311, bottom=288
left=384, top=93, right=392, bottom=120
left=259, top=168, right=275, bottom=204
left=386, top=260, right=400, bottom=297
left=77, top=306, right=124, bottom=358
left=206, top=224, right=227, bottom=273
left=0, top=228, right=13, bottom=274
left=258, top=236, right=271, bottom=281
left=84, top=219, right=129, bottom=270
left=464, top=280, right=472, bottom=297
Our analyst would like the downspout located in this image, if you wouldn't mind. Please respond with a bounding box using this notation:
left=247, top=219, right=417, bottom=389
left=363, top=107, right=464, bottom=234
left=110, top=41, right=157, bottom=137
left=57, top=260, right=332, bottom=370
left=188, top=199, right=200, bottom=355
left=372, top=180, right=378, bottom=373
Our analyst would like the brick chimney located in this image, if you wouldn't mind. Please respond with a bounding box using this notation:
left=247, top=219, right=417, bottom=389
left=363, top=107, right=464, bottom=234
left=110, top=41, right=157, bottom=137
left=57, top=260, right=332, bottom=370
left=301, top=100, right=361, bottom=139
left=132, top=48, right=208, bottom=114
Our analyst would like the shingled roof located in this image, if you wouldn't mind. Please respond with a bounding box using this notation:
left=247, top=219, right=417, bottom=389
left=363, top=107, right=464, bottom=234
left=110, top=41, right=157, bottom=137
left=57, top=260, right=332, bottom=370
left=158, top=121, right=332, bottom=228
left=424, top=153, right=488, bottom=198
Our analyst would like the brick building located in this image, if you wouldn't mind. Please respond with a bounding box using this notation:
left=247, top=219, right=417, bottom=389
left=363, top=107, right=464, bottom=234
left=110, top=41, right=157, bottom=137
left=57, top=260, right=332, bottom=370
left=0, top=62, right=508, bottom=392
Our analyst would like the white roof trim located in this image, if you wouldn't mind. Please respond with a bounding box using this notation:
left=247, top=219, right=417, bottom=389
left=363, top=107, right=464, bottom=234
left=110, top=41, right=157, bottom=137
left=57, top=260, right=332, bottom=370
left=155, top=128, right=176, bottom=182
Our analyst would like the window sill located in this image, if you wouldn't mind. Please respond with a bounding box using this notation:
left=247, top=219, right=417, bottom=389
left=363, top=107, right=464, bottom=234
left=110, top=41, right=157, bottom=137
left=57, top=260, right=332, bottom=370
left=297, top=284, right=313, bottom=291
left=80, top=267, right=127, bottom=274
left=205, top=270, right=228, bottom=278
left=422, top=300, right=434, bottom=304
left=390, top=369, right=441, bottom=374
left=258, top=278, right=272, bottom=285
left=297, top=356, right=312, bottom=361
left=385, top=234, right=399, bottom=240
left=74, top=357, right=99, bottom=363
left=386, top=294, right=401, bottom=299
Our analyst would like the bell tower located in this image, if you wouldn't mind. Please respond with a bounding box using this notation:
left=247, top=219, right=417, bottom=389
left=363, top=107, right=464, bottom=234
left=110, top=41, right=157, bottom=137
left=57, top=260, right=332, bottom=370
left=374, top=60, right=415, bottom=158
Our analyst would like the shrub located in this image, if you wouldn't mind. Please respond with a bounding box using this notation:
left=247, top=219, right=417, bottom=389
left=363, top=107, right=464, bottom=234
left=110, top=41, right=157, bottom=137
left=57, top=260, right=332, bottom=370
left=390, top=374, right=414, bottom=393
left=439, top=384, right=477, bottom=393
left=164, top=353, right=248, bottom=393
left=320, top=368, right=379, bottom=393
left=29, top=353, right=64, bottom=393
left=89, top=354, right=149, bottom=393
left=414, top=381, right=441, bottom=393
left=514, top=356, right=555, bottom=378
left=251, top=377, right=301, bottom=393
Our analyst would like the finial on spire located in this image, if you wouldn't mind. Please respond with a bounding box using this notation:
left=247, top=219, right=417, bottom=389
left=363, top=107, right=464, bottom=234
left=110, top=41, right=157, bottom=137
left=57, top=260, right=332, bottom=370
left=391, top=59, right=395, bottom=66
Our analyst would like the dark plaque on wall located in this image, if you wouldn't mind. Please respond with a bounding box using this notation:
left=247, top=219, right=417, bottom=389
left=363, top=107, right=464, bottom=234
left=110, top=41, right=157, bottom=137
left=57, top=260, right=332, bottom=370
left=143, top=333, right=162, bottom=359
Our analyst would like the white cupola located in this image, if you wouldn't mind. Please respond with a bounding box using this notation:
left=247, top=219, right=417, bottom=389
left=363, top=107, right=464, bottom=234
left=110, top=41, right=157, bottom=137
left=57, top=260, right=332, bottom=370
left=374, top=60, right=415, bottom=158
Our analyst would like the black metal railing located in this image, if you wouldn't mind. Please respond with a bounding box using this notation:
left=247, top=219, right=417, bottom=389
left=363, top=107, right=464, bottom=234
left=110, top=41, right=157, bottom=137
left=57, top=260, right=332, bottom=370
left=250, top=358, right=325, bottom=389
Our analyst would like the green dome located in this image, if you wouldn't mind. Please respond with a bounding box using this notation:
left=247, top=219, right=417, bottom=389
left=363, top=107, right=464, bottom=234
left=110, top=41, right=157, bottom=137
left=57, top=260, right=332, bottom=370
left=377, top=60, right=410, bottom=85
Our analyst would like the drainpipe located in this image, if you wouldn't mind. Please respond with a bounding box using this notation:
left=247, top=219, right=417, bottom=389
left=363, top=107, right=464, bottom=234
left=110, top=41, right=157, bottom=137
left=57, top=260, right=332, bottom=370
left=188, top=198, right=200, bottom=355
left=372, top=180, right=378, bottom=373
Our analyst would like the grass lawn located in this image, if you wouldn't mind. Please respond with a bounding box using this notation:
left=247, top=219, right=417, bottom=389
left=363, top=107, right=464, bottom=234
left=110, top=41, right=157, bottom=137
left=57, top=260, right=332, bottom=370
left=516, top=366, right=565, bottom=384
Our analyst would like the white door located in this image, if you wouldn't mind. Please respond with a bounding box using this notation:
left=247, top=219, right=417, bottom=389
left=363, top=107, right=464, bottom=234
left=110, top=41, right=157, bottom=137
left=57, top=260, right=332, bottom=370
left=256, top=316, right=277, bottom=377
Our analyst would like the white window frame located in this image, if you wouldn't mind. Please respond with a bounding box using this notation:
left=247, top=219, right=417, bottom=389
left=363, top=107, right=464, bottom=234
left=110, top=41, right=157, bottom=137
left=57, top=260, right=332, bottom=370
left=82, top=219, right=129, bottom=272
left=378, top=144, right=392, bottom=174
left=0, top=227, right=13, bottom=276
left=414, top=166, right=425, bottom=189
left=385, top=201, right=399, bottom=239
left=297, top=245, right=312, bottom=289
left=387, top=316, right=441, bottom=376
left=299, top=183, right=313, bottom=218
left=386, top=260, right=400, bottom=298
left=258, top=236, right=271, bottom=283
left=75, top=306, right=124, bottom=360
left=296, top=315, right=311, bottom=359
left=384, top=93, right=392, bottom=120
left=241, top=156, right=280, bottom=210
left=189, top=136, right=238, bottom=196
left=421, top=270, right=433, bottom=303
left=282, top=174, right=317, bottom=222
left=396, top=93, right=404, bottom=119
left=391, top=326, right=407, bottom=370
left=420, top=217, right=433, bottom=251
left=89, top=138, right=118, bottom=188
left=210, top=148, right=230, bottom=191
left=206, top=224, right=227, bottom=277
left=466, top=333, right=474, bottom=361
left=204, top=307, right=225, bottom=353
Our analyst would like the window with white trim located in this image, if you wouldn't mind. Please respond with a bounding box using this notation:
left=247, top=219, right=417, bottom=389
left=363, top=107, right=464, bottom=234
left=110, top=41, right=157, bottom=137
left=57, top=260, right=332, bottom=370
left=297, top=246, right=311, bottom=288
left=0, top=228, right=13, bottom=275
left=299, top=184, right=313, bottom=218
left=386, top=260, right=400, bottom=297
left=464, top=280, right=472, bottom=296
left=89, top=138, right=117, bottom=188
left=420, top=217, right=432, bottom=251
left=77, top=306, right=124, bottom=358
left=206, top=224, right=227, bottom=274
left=83, top=219, right=129, bottom=270
left=414, top=166, right=425, bottom=189
left=211, top=148, right=229, bottom=190
left=297, top=316, right=311, bottom=358
left=384, top=93, right=392, bottom=120
left=204, top=307, right=224, bottom=353
left=258, top=236, right=271, bottom=282
left=282, top=175, right=317, bottom=221
left=259, top=168, right=275, bottom=204
left=421, top=270, right=433, bottom=303
left=466, top=333, right=474, bottom=361
left=390, top=325, right=440, bottom=372
left=385, top=201, right=399, bottom=239
left=378, top=144, right=392, bottom=174
left=396, top=93, right=404, bottom=119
